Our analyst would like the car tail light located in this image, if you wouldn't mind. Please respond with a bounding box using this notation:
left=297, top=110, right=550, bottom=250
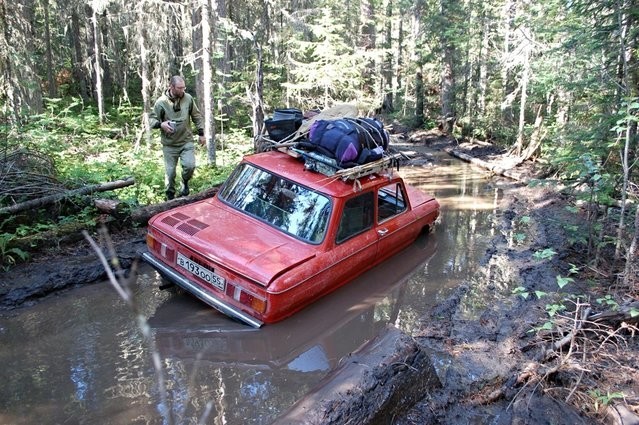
left=229, top=285, right=267, bottom=314
left=146, top=234, right=176, bottom=262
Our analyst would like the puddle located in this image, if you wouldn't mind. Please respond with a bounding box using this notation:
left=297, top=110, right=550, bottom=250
left=0, top=149, right=505, bottom=424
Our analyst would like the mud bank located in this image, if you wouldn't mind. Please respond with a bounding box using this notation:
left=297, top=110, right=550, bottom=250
left=396, top=177, right=597, bottom=424
left=276, top=326, right=441, bottom=425
left=0, top=229, right=146, bottom=309
left=393, top=133, right=638, bottom=425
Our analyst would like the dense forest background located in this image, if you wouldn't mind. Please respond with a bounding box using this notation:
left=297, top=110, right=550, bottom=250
left=0, top=0, right=636, bottom=281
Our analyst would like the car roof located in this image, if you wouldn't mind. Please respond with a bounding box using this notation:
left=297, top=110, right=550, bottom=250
left=244, top=150, right=397, bottom=198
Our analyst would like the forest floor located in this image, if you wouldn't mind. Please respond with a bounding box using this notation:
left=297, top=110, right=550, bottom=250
left=1, top=129, right=638, bottom=424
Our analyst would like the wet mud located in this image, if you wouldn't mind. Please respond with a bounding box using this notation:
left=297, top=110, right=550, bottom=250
left=0, top=229, right=146, bottom=309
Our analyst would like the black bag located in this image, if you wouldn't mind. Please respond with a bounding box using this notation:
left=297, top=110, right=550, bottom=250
left=273, top=108, right=303, bottom=124
left=265, top=108, right=303, bottom=142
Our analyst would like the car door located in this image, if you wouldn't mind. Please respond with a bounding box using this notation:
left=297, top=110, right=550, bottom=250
left=327, top=190, right=379, bottom=286
left=375, top=181, right=415, bottom=261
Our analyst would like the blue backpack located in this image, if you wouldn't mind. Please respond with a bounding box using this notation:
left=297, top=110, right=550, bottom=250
left=306, top=117, right=389, bottom=166
left=308, top=119, right=362, bottom=166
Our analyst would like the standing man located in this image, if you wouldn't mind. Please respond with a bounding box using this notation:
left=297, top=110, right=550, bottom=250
left=149, top=75, right=206, bottom=200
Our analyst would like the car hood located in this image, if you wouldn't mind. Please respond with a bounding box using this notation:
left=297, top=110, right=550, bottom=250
left=150, top=198, right=316, bottom=287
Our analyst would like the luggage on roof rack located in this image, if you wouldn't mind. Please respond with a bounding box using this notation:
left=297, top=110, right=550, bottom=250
left=289, top=147, right=403, bottom=181
left=304, top=117, right=390, bottom=167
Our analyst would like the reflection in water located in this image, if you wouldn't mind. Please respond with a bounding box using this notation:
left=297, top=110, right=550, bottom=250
left=0, top=148, right=503, bottom=424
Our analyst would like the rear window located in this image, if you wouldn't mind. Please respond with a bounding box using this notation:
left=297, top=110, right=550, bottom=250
left=218, top=163, right=331, bottom=243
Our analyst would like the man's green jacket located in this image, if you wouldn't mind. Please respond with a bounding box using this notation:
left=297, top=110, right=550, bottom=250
left=149, top=90, right=204, bottom=147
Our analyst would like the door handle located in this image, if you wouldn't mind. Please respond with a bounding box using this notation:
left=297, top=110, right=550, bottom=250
left=377, top=228, right=389, bottom=236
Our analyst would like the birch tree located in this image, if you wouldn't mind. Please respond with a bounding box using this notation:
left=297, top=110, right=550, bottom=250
left=89, top=0, right=105, bottom=123
left=137, top=1, right=151, bottom=148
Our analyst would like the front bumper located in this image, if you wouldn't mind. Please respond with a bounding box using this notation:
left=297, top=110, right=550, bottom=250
left=141, top=251, right=264, bottom=328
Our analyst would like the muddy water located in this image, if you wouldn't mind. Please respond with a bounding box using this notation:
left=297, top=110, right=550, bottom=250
left=0, top=149, right=500, bottom=425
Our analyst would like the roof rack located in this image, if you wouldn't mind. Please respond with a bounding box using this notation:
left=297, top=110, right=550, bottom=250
left=286, top=147, right=403, bottom=181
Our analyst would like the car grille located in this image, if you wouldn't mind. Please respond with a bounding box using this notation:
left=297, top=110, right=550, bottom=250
left=161, top=215, right=180, bottom=226
left=161, top=212, right=210, bottom=236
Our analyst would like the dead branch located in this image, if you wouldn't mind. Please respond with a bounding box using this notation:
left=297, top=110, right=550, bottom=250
left=551, top=307, right=591, bottom=357
left=82, top=227, right=172, bottom=421
left=590, top=301, right=639, bottom=328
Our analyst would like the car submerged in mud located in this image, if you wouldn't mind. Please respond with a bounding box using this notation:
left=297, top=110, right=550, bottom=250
left=141, top=149, right=440, bottom=327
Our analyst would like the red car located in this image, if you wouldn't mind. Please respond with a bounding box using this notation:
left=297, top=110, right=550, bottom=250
left=142, top=150, right=439, bottom=327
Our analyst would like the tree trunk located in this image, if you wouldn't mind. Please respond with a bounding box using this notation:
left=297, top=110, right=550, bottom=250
left=214, top=0, right=233, bottom=123
left=478, top=8, right=489, bottom=115
left=360, top=0, right=376, bottom=95
left=42, top=0, right=57, bottom=98
left=440, top=47, right=456, bottom=133
left=169, top=5, right=183, bottom=77
left=194, top=0, right=216, bottom=165
left=98, top=9, right=113, bottom=101
left=252, top=39, right=265, bottom=146
left=138, top=4, right=151, bottom=149
left=382, top=0, right=393, bottom=113
left=130, top=187, right=219, bottom=225
left=413, top=0, right=425, bottom=127
left=624, top=205, right=639, bottom=288
left=500, top=0, right=517, bottom=123
left=514, top=47, right=530, bottom=156
left=70, top=10, right=90, bottom=101
left=520, top=104, right=543, bottom=160
left=461, top=6, right=473, bottom=120
left=613, top=0, right=637, bottom=262
left=397, top=12, right=404, bottom=92
left=615, top=121, right=632, bottom=261
left=90, top=3, right=104, bottom=123
left=415, top=70, right=424, bottom=128
left=439, top=0, right=457, bottom=134
left=2, top=0, right=43, bottom=121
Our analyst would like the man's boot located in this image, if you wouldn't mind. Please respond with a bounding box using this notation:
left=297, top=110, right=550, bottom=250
left=179, top=180, right=190, bottom=197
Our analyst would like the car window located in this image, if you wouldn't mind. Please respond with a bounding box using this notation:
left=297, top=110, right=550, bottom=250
left=336, top=191, right=374, bottom=243
left=377, top=182, right=407, bottom=222
left=218, top=163, right=331, bottom=243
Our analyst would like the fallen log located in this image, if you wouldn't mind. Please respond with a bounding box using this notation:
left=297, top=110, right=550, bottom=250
left=446, top=148, right=535, bottom=182
left=9, top=186, right=220, bottom=254
left=130, top=186, right=219, bottom=225
left=0, top=177, right=135, bottom=216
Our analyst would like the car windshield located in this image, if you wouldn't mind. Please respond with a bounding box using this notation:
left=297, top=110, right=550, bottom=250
left=218, top=163, right=331, bottom=243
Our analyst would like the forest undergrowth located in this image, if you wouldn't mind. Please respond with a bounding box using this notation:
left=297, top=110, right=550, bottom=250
left=397, top=133, right=639, bottom=424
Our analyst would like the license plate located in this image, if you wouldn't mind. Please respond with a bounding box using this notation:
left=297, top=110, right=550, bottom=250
left=176, top=252, right=226, bottom=291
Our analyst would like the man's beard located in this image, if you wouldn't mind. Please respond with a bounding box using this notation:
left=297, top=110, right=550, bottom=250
left=168, top=89, right=183, bottom=111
